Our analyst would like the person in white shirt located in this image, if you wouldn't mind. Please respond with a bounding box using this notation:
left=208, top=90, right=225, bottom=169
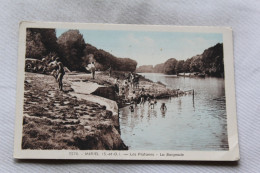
left=48, top=56, right=58, bottom=67
left=89, top=62, right=96, bottom=79
left=48, top=57, right=58, bottom=80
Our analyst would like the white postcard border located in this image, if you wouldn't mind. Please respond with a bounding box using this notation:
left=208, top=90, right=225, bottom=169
left=14, top=22, right=239, bottom=161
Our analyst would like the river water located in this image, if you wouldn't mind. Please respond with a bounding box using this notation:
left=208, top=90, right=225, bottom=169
left=119, top=73, right=228, bottom=151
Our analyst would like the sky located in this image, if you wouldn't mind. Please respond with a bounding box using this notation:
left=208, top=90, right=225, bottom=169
left=56, top=29, right=222, bottom=67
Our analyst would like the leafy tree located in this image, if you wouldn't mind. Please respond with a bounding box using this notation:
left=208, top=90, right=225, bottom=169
left=175, top=60, right=185, bottom=73
left=116, top=58, right=137, bottom=72
left=183, top=58, right=192, bottom=72
left=214, top=55, right=224, bottom=77
left=201, top=43, right=224, bottom=76
left=135, top=43, right=224, bottom=77
left=26, top=28, right=58, bottom=59
left=40, top=29, right=59, bottom=53
left=163, top=58, right=178, bottom=74
left=93, top=50, right=113, bottom=70
left=189, top=55, right=202, bottom=72
left=57, top=30, right=86, bottom=71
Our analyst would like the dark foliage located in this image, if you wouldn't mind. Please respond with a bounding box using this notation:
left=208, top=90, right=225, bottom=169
left=200, top=43, right=224, bottom=77
left=25, top=29, right=137, bottom=72
left=163, top=58, right=178, bottom=74
left=84, top=43, right=137, bottom=72
left=26, top=28, right=58, bottom=59
left=183, top=58, right=192, bottom=73
left=136, top=43, right=224, bottom=77
left=57, top=30, right=86, bottom=71
left=175, top=60, right=185, bottom=73
left=189, top=55, right=202, bottom=73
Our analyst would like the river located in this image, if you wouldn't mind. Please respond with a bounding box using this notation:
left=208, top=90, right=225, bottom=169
left=119, top=73, right=228, bottom=151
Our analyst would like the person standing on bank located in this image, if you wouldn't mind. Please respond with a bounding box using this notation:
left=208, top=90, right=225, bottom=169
left=89, top=61, right=96, bottom=79
left=49, top=56, right=58, bottom=80
left=122, top=79, right=129, bottom=100
left=114, top=77, right=119, bottom=95
left=56, top=58, right=65, bottom=91
left=108, top=66, right=112, bottom=77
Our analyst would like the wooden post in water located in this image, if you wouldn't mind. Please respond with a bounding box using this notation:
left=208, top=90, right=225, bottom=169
left=192, top=89, right=195, bottom=109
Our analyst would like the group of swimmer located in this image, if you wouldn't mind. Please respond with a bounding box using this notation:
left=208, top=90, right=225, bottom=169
left=129, top=98, right=167, bottom=113
left=112, top=72, right=167, bottom=113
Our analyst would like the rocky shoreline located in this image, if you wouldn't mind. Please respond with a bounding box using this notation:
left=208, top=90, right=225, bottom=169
left=22, top=71, right=181, bottom=150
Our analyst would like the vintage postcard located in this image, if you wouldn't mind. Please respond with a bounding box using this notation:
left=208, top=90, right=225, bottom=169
left=14, top=22, right=239, bottom=161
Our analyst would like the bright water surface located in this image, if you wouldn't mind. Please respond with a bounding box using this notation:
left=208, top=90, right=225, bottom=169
left=119, top=73, right=228, bottom=151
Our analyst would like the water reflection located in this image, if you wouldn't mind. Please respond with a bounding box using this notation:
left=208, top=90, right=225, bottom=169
left=177, top=98, right=182, bottom=112
left=119, top=74, right=228, bottom=151
left=161, top=109, right=166, bottom=118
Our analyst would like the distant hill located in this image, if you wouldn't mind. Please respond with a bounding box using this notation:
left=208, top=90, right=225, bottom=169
left=136, top=65, right=154, bottom=73
left=136, top=43, right=224, bottom=77
left=153, top=63, right=164, bottom=73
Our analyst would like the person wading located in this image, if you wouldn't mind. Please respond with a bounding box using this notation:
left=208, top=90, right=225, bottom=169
left=139, top=87, right=145, bottom=105
left=56, top=58, right=65, bottom=91
left=160, top=103, right=167, bottom=111
left=149, top=96, right=157, bottom=109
